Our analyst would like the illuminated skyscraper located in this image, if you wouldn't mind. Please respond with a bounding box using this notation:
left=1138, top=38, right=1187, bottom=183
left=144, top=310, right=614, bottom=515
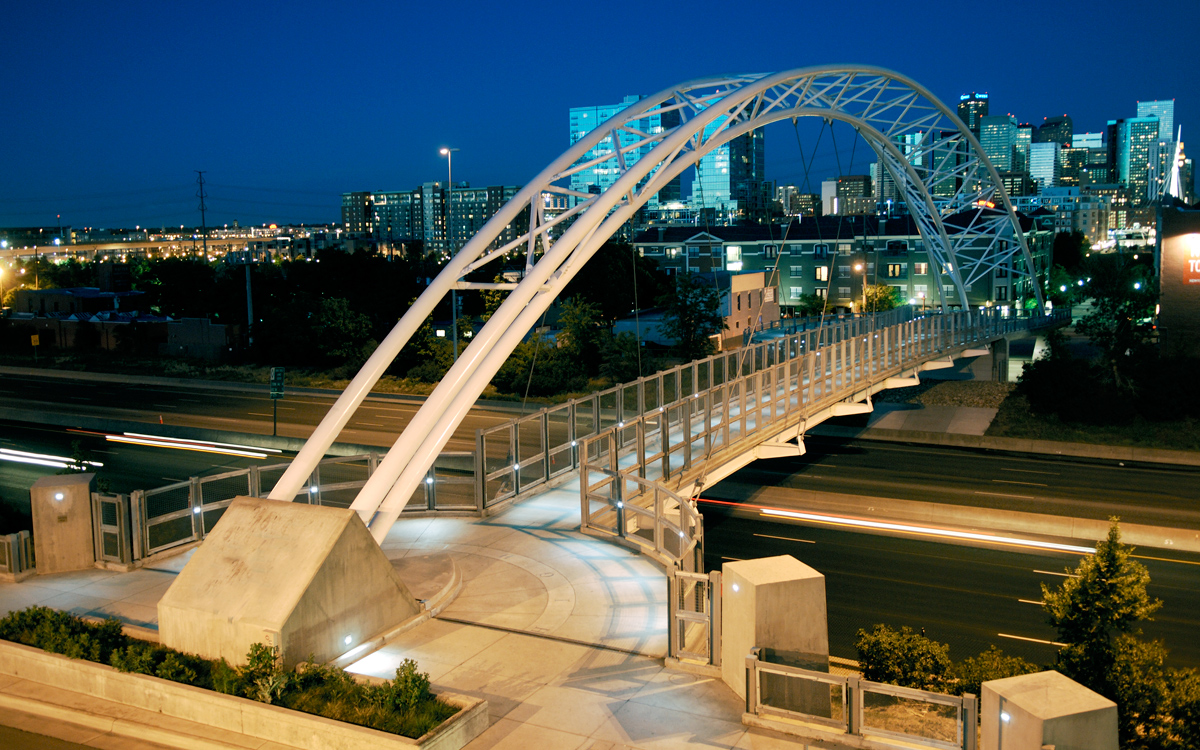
left=1107, top=117, right=1161, bottom=203
left=1136, top=100, right=1174, bottom=140
left=957, top=93, right=989, bottom=135
left=569, top=95, right=681, bottom=207
left=980, top=115, right=1018, bottom=171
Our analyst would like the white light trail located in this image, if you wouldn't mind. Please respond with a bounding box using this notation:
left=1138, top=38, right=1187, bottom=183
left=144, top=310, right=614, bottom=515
left=0, top=448, right=103, bottom=468
left=759, top=507, right=1096, bottom=555
left=105, top=435, right=269, bottom=459
left=123, top=433, right=281, bottom=454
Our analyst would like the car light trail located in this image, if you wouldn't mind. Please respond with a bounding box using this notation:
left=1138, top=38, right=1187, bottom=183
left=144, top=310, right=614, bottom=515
left=105, top=435, right=271, bottom=459
left=695, top=497, right=1096, bottom=555
left=0, top=448, right=103, bottom=469
left=122, top=433, right=281, bottom=454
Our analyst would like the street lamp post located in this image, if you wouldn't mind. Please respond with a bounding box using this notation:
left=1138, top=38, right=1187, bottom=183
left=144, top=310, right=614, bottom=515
left=440, top=146, right=461, bottom=363
left=854, top=262, right=866, bottom=315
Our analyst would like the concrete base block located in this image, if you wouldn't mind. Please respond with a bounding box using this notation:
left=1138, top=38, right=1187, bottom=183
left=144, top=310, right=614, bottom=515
left=721, top=555, right=829, bottom=704
left=30, top=473, right=96, bottom=575
left=981, top=670, right=1117, bottom=750
left=159, top=497, right=421, bottom=667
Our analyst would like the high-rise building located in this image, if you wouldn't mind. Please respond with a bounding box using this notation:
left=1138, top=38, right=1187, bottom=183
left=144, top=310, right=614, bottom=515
left=1015, top=124, right=1033, bottom=173
left=834, top=175, right=874, bottom=216
left=957, top=93, right=989, bottom=135
left=1107, top=117, right=1160, bottom=203
left=1136, top=100, right=1174, bottom=140
left=1073, top=132, right=1104, bottom=149
left=341, top=183, right=523, bottom=255
left=569, top=95, right=681, bottom=208
left=872, top=132, right=927, bottom=203
left=930, top=131, right=967, bottom=199
left=776, top=185, right=820, bottom=216
left=1060, top=148, right=1089, bottom=188
left=980, top=115, right=1018, bottom=171
left=999, top=171, right=1037, bottom=197
left=1034, top=116, right=1073, bottom=148
left=1030, top=142, right=1062, bottom=192
left=689, top=116, right=767, bottom=220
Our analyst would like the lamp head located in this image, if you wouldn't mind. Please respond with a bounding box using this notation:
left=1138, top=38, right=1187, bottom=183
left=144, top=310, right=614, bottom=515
left=440, top=148, right=449, bottom=155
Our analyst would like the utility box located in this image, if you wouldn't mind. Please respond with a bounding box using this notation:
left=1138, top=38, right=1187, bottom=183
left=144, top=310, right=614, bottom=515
left=721, top=555, right=828, bottom=707
left=30, top=473, right=97, bottom=575
left=981, top=670, right=1118, bottom=750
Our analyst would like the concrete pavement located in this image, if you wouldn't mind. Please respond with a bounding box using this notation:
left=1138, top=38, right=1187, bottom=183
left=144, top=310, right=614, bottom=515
left=0, top=478, right=850, bottom=749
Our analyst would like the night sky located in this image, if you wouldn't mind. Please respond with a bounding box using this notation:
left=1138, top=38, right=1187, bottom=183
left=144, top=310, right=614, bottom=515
left=2, top=0, right=1197, bottom=229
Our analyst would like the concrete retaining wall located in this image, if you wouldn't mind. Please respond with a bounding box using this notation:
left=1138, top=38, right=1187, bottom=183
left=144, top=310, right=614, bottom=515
left=0, top=639, right=488, bottom=750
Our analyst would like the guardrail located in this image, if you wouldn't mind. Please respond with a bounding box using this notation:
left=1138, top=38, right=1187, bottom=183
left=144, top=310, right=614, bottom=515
left=580, top=308, right=1067, bottom=521
left=0, top=531, right=34, bottom=578
left=90, top=450, right=477, bottom=565
left=746, top=648, right=977, bottom=750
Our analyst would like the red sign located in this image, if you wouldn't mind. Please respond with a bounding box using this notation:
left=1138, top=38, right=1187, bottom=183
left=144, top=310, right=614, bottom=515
left=1187, top=248, right=1200, bottom=285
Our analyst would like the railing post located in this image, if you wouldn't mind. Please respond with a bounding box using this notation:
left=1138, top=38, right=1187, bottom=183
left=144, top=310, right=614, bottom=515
left=475, top=433, right=486, bottom=512
left=666, top=570, right=678, bottom=658
left=963, top=692, right=978, bottom=750
left=130, top=490, right=145, bottom=562
left=426, top=466, right=437, bottom=511
left=248, top=464, right=261, bottom=498
left=709, top=569, right=722, bottom=668
left=746, top=647, right=761, bottom=715
left=189, top=477, right=203, bottom=540
left=848, top=674, right=862, bottom=737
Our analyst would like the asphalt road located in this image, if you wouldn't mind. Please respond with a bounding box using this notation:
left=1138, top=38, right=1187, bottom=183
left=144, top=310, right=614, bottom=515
left=700, top=510, right=1200, bottom=671
left=0, top=372, right=519, bottom=451
left=706, top=435, right=1200, bottom=529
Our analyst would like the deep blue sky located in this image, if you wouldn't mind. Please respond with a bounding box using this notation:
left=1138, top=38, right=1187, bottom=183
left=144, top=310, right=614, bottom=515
left=2, top=0, right=1196, bottom=229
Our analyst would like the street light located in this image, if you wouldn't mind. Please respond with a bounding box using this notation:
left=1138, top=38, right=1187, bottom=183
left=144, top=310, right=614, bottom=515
left=440, top=146, right=461, bottom=362
left=854, top=262, right=866, bottom=314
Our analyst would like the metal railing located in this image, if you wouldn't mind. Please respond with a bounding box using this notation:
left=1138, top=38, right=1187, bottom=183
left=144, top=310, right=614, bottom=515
left=0, top=531, right=34, bottom=577
left=93, top=450, right=478, bottom=564
left=746, top=648, right=977, bottom=750
left=668, top=569, right=722, bottom=666
left=580, top=308, right=1067, bottom=522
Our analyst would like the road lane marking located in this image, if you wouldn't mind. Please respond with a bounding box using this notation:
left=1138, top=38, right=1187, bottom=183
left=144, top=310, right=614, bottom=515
left=991, top=479, right=1048, bottom=487
left=355, top=422, right=384, bottom=427
left=247, top=413, right=272, bottom=417
left=1000, top=467, right=1059, bottom=476
left=974, top=491, right=1035, bottom=500
left=754, top=533, right=816, bottom=544
left=1132, top=553, right=1200, bottom=566
left=998, top=633, right=1065, bottom=647
left=1034, top=570, right=1078, bottom=578
left=1018, top=599, right=1046, bottom=606
left=153, top=404, right=179, bottom=409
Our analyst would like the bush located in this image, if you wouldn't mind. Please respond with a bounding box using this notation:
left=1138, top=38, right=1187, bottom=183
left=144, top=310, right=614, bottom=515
left=952, top=646, right=1039, bottom=697
left=854, top=625, right=952, bottom=691
left=0, top=607, right=457, bottom=739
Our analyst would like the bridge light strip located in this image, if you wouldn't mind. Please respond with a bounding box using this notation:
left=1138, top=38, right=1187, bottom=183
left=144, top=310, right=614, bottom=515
left=755, top=507, right=1095, bottom=555
left=0, top=448, right=104, bottom=469
left=104, top=435, right=270, bottom=459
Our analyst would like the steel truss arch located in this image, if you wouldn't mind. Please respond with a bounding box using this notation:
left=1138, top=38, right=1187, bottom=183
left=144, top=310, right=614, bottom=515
left=269, top=65, right=1045, bottom=542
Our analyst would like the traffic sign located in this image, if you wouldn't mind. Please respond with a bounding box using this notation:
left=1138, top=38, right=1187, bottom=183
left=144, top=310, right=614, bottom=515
left=270, top=367, right=285, bottom=399
left=30, top=335, right=39, bottom=347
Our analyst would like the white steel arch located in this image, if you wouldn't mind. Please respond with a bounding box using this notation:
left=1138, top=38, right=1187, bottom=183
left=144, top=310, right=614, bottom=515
left=269, top=65, right=1046, bottom=541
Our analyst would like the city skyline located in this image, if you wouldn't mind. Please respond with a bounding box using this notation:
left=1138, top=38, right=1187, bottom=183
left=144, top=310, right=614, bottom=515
left=2, top=0, right=1197, bottom=229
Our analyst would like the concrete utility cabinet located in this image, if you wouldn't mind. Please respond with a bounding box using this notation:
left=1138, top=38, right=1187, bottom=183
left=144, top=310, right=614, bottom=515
left=30, top=473, right=96, bottom=575
left=159, top=497, right=422, bottom=667
left=981, top=670, right=1118, bottom=750
left=722, top=555, right=828, bottom=704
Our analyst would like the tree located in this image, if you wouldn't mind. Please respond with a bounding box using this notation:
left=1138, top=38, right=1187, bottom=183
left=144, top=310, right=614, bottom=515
left=952, top=646, right=1039, bottom=697
left=311, top=297, right=375, bottom=368
left=1043, top=520, right=1161, bottom=690
left=1053, top=230, right=1087, bottom=273
left=657, top=272, right=725, bottom=361
left=556, top=297, right=604, bottom=374
left=793, top=292, right=833, bottom=317
left=1075, top=254, right=1157, bottom=390
left=863, top=283, right=901, bottom=313
left=561, top=241, right=669, bottom=324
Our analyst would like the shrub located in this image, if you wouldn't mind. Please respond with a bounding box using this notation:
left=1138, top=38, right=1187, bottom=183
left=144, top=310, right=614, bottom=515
left=389, top=659, right=432, bottom=712
left=952, top=646, right=1039, bottom=697
left=854, top=624, right=952, bottom=691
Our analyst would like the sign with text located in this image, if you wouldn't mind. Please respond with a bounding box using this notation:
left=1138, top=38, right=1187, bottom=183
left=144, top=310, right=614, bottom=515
left=30, top=335, right=39, bottom=347
left=269, top=367, right=285, bottom=399
left=1186, top=245, right=1200, bottom=285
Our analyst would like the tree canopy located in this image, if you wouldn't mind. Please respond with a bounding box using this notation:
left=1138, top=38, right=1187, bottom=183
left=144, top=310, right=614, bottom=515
left=657, top=272, right=725, bottom=361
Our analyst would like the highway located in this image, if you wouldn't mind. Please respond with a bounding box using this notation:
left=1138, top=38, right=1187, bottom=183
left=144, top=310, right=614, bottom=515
left=0, top=371, right=520, bottom=451
left=705, top=435, right=1200, bottom=529
left=700, top=436, right=1200, bottom=671
left=700, top=510, right=1200, bottom=671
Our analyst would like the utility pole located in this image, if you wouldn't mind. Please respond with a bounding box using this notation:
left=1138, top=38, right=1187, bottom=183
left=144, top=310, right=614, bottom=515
left=195, top=171, right=209, bottom=260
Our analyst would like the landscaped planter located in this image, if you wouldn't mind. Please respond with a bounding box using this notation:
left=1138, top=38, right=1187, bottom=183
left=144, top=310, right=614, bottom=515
left=0, top=639, right=488, bottom=750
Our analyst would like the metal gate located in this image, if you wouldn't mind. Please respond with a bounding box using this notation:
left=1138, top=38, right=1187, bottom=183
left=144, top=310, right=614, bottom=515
left=668, top=569, right=721, bottom=666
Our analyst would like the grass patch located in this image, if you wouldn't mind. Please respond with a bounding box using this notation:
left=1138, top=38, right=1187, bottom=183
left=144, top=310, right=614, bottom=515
left=987, top=394, right=1200, bottom=453
left=0, top=607, right=458, bottom=739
